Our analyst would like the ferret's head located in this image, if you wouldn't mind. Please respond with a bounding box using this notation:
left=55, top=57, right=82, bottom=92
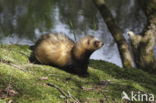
left=80, top=35, right=104, bottom=51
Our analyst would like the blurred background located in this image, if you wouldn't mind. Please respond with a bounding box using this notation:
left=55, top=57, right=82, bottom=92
left=0, top=0, right=148, bottom=66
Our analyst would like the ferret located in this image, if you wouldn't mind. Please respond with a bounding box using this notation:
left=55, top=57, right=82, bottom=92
left=30, top=33, right=103, bottom=76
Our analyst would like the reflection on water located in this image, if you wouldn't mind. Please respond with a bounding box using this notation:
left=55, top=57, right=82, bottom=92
left=0, top=0, right=147, bottom=66
left=0, top=0, right=56, bottom=39
left=1, top=35, right=33, bottom=45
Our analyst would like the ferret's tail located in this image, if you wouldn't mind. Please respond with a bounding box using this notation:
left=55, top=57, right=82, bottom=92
left=29, top=45, right=40, bottom=64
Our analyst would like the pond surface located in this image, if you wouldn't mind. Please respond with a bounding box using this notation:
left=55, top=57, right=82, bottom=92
left=0, top=0, right=147, bottom=66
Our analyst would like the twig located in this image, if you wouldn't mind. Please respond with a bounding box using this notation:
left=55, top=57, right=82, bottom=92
left=19, top=51, right=29, bottom=57
left=47, top=83, right=80, bottom=103
left=0, top=58, right=26, bottom=70
left=47, top=83, right=68, bottom=98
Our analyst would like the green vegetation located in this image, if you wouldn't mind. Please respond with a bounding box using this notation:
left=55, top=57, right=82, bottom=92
left=0, top=44, right=156, bottom=103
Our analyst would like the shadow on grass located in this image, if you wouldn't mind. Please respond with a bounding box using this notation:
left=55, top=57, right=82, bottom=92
left=89, top=60, right=156, bottom=95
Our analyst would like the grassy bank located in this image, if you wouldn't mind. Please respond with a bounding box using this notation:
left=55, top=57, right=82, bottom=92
left=0, top=44, right=156, bottom=103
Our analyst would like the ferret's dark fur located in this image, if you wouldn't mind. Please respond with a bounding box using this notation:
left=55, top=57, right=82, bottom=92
left=30, top=33, right=103, bottom=76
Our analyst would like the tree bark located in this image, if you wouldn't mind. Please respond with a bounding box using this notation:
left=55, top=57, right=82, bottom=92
left=127, top=0, right=156, bottom=72
left=92, top=0, right=135, bottom=68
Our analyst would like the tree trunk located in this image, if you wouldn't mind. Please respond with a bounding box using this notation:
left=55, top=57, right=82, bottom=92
left=128, top=0, right=156, bottom=72
left=92, top=0, right=135, bottom=68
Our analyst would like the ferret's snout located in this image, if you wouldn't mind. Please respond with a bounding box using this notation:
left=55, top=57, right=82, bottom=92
left=99, top=41, right=104, bottom=47
left=96, top=41, right=104, bottom=48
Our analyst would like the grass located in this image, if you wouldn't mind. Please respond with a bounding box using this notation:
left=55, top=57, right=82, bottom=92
left=0, top=44, right=156, bottom=103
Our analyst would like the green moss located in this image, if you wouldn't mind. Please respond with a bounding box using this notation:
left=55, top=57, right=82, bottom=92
left=0, top=44, right=156, bottom=103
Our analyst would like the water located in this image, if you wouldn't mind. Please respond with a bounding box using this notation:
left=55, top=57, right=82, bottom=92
left=0, top=0, right=147, bottom=66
